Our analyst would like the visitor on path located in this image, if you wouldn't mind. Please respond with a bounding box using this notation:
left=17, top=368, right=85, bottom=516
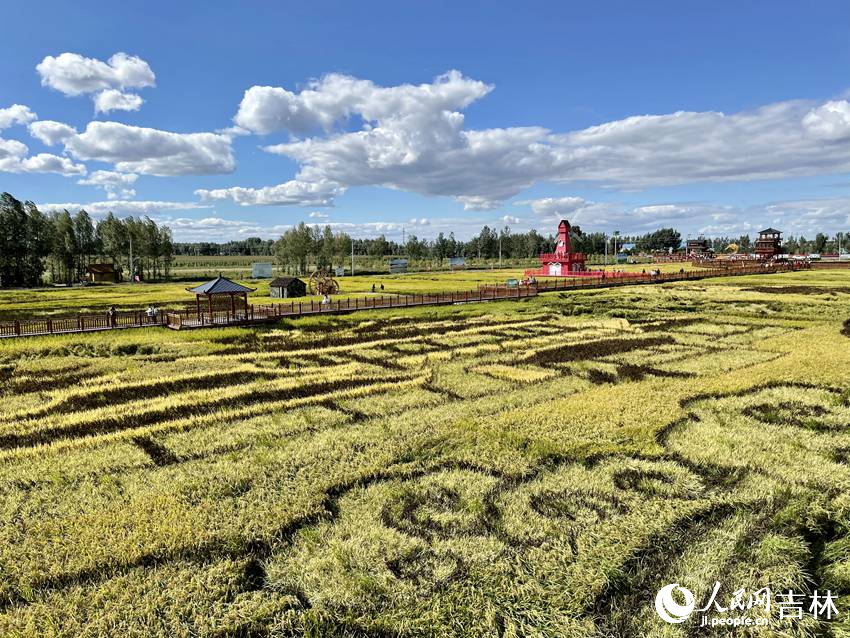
left=371, top=283, right=375, bottom=293
left=321, top=294, right=330, bottom=306
left=380, top=283, right=384, bottom=291
left=107, top=306, right=117, bottom=327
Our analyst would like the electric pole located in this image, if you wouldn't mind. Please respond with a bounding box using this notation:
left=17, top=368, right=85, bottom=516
left=351, top=239, right=355, bottom=275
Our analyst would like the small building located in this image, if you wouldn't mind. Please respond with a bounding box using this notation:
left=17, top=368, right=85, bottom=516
left=269, top=277, right=306, bottom=298
left=755, top=228, right=783, bottom=259
left=86, top=263, right=119, bottom=283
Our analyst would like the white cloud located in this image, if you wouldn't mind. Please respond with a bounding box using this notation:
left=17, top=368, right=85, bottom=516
left=407, top=217, right=429, bottom=226
left=63, top=121, right=235, bottom=175
left=94, top=89, right=144, bottom=114
left=219, top=71, right=850, bottom=210
left=519, top=195, right=850, bottom=238
left=234, top=70, right=492, bottom=135
left=0, top=137, right=85, bottom=175
left=0, top=104, right=37, bottom=129
left=36, top=52, right=154, bottom=97
left=501, top=215, right=521, bottom=224
left=38, top=200, right=209, bottom=217
left=36, top=52, right=153, bottom=114
left=78, top=170, right=139, bottom=199
left=195, top=177, right=343, bottom=206
left=18, top=153, right=86, bottom=175
left=308, top=211, right=329, bottom=219
left=0, top=138, right=28, bottom=160
left=801, top=100, right=850, bottom=140
left=518, top=196, right=589, bottom=218
left=28, top=120, right=77, bottom=146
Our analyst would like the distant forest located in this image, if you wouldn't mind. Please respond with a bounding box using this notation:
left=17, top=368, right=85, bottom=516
left=4, top=190, right=848, bottom=287
left=0, top=193, right=173, bottom=287
left=175, top=222, right=848, bottom=263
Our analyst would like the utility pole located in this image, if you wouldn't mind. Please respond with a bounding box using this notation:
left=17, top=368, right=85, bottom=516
left=351, top=239, right=355, bottom=275
left=499, top=234, right=502, bottom=268
left=604, top=233, right=608, bottom=266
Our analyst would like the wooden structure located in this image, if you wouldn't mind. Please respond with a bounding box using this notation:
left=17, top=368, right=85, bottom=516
left=308, top=269, right=340, bottom=295
left=86, top=263, right=119, bottom=283
left=186, top=276, right=255, bottom=321
left=526, top=220, right=587, bottom=277
left=269, top=277, right=306, bottom=298
left=755, top=228, right=783, bottom=259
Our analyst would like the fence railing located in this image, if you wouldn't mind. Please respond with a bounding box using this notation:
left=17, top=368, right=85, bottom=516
left=0, top=310, right=168, bottom=338
left=0, top=262, right=807, bottom=338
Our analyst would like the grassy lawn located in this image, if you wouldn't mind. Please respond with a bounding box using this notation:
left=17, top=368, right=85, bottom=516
left=0, top=269, right=848, bottom=636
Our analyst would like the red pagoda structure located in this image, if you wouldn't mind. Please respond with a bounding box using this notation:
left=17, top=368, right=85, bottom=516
left=532, top=220, right=587, bottom=276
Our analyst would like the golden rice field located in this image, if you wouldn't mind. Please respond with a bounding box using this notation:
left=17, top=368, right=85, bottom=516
left=0, top=261, right=696, bottom=321
left=0, top=269, right=849, bottom=637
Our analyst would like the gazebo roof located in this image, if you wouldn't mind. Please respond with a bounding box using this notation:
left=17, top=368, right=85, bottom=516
left=187, top=276, right=255, bottom=295
left=759, top=228, right=782, bottom=235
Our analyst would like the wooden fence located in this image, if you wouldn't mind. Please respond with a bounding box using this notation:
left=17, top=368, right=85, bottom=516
left=0, top=310, right=167, bottom=338
left=0, top=262, right=807, bottom=338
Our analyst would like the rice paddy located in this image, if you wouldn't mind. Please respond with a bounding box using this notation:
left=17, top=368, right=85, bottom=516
left=0, top=268, right=848, bottom=637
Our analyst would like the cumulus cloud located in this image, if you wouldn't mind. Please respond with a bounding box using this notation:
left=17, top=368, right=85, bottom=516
left=0, top=104, right=37, bottom=129
left=94, top=89, right=144, bottom=114
left=308, top=211, right=329, bottom=219
left=217, top=71, right=850, bottom=210
left=0, top=138, right=28, bottom=161
left=36, top=52, right=154, bottom=113
left=501, top=214, right=521, bottom=224
left=195, top=178, right=343, bottom=206
left=62, top=121, right=234, bottom=175
left=0, top=137, right=85, bottom=175
left=28, top=120, right=77, bottom=146
left=234, top=70, right=492, bottom=135
left=801, top=100, right=850, bottom=140
left=38, top=200, right=209, bottom=217
left=18, top=153, right=86, bottom=175
left=36, top=51, right=154, bottom=95
left=518, top=196, right=589, bottom=218
left=78, top=170, right=139, bottom=199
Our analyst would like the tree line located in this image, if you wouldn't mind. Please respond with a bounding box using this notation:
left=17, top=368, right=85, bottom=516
left=0, top=192, right=173, bottom=287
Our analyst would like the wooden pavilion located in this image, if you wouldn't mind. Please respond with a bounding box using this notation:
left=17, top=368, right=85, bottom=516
left=186, top=276, right=255, bottom=320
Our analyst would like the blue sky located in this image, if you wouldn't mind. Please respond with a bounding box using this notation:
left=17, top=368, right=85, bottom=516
left=1, top=0, right=850, bottom=241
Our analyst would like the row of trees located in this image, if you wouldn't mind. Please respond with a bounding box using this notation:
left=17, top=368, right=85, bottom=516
left=0, top=193, right=173, bottom=287
left=174, top=237, right=275, bottom=256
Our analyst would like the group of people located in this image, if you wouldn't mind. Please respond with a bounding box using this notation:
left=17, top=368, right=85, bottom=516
left=145, top=306, right=160, bottom=322
left=370, top=283, right=385, bottom=293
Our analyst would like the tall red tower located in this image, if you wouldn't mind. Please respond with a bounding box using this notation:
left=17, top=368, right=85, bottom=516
left=554, top=220, right=572, bottom=258
left=525, top=219, right=587, bottom=276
